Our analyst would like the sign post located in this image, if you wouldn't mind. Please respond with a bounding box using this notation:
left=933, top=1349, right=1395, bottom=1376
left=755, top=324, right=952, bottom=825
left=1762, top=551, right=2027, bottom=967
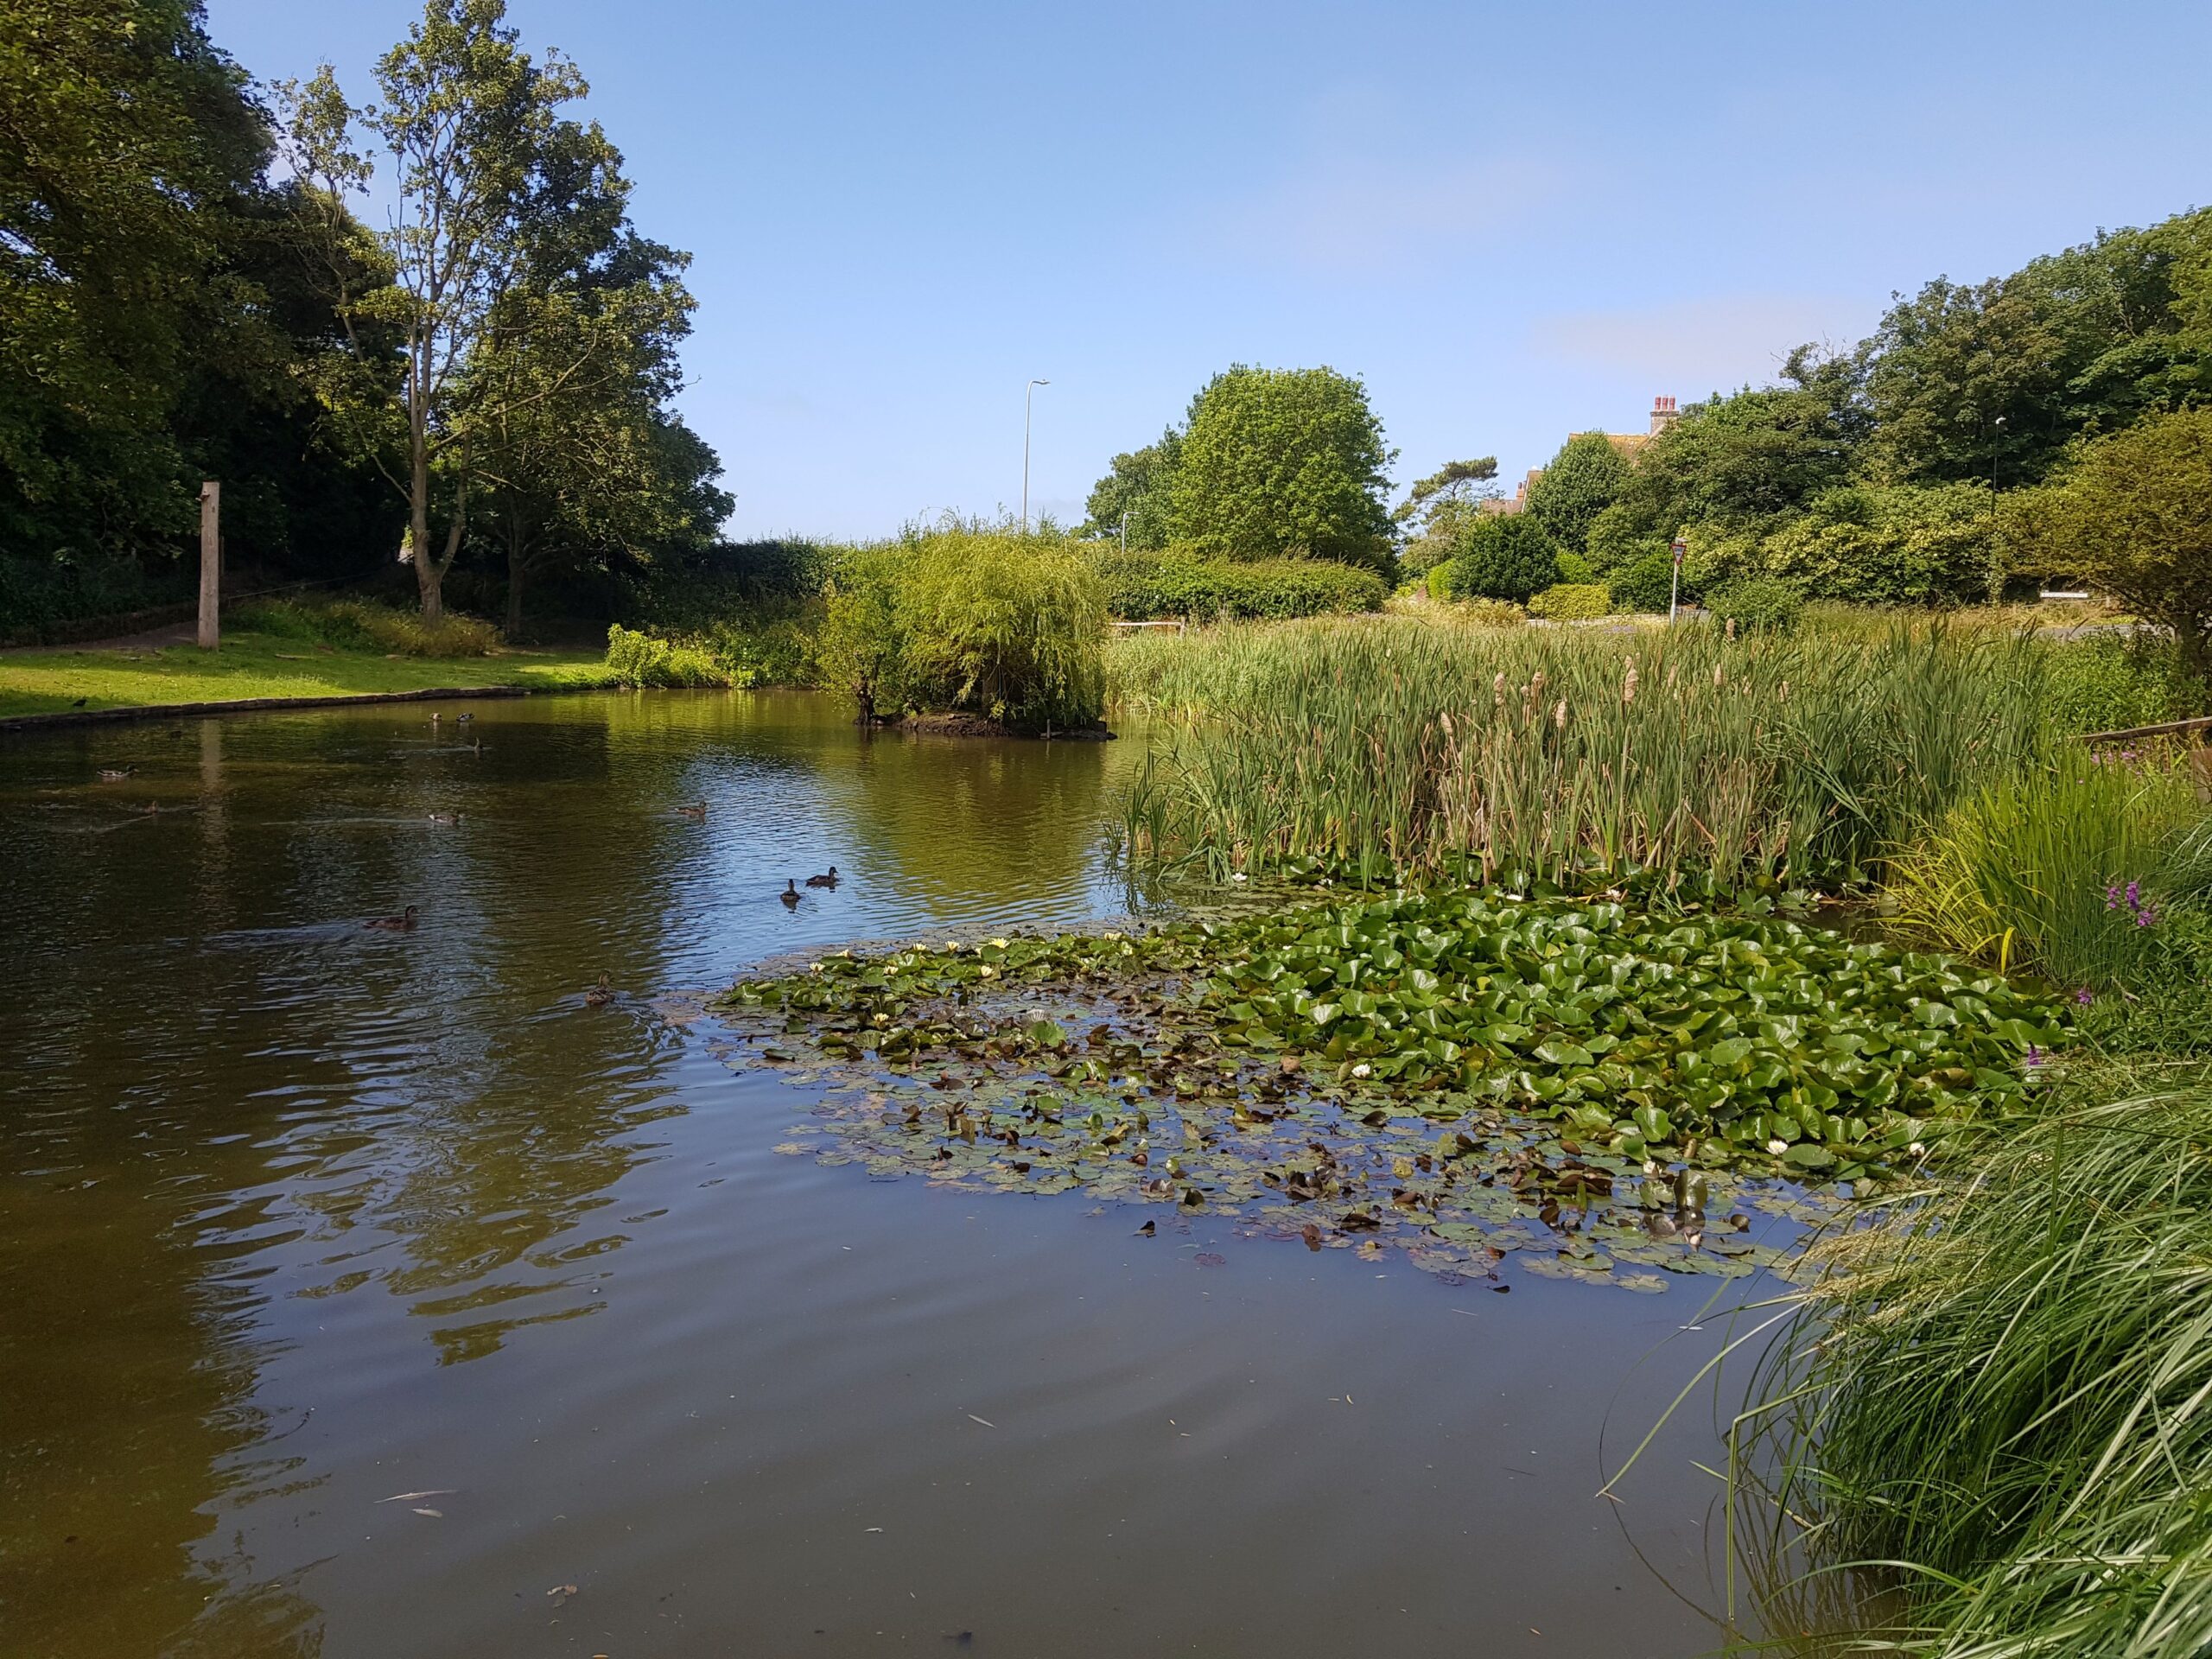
left=1668, top=538, right=1686, bottom=624
left=197, top=480, right=221, bottom=650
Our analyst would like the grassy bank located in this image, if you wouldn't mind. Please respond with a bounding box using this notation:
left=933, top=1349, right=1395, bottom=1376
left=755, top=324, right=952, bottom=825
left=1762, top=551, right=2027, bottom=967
left=0, top=632, right=613, bottom=720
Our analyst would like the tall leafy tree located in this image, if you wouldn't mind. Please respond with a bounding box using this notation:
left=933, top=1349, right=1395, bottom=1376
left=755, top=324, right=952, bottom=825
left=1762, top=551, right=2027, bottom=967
left=1080, top=428, right=1181, bottom=550
left=1522, top=433, right=1630, bottom=554
left=2014, top=407, right=2212, bottom=689
left=1166, top=365, right=1396, bottom=571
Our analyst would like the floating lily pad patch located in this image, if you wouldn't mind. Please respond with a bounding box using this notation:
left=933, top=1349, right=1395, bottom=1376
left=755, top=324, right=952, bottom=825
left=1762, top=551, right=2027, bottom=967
left=715, top=892, right=2064, bottom=1290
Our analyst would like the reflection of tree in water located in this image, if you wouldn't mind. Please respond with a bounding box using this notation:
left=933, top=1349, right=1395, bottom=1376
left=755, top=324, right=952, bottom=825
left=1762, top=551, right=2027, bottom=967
left=827, top=726, right=1141, bottom=925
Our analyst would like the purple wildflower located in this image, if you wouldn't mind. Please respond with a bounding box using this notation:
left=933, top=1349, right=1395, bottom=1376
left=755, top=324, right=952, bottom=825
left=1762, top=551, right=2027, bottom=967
left=2075, top=987, right=2095, bottom=1007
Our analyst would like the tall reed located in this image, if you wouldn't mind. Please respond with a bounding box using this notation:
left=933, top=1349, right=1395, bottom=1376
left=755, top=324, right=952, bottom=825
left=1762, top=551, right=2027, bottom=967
left=1738, top=1076, right=2212, bottom=1656
left=1110, top=613, right=2048, bottom=889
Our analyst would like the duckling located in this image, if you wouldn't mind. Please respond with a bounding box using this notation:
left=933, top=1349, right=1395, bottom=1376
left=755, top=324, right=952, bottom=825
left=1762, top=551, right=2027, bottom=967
left=456, top=711, right=474, bottom=723
left=364, top=905, right=419, bottom=931
left=96, top=766, right=136, bottom=782
left=675, top=802, right=707, bottom=820
left=427, top=811, right=461, bottom=825
left=584, top=973, right=614, bottom=1007
left=429, top=712, right=441, bottom=724
left=779, top=880, right=801, bottom=909
left=804, top=866, right=840, bottom=888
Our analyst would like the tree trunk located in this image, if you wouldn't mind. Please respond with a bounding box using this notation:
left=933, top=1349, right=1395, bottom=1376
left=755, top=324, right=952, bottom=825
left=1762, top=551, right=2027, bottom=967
left=410, top=407, right=442, bottom=626
left=505, top=524, right=526, bottom=640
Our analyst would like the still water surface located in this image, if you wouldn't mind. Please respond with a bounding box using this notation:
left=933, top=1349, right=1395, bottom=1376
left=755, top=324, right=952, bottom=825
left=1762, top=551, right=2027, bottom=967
left=1, top=691, right=1764, bottom=1657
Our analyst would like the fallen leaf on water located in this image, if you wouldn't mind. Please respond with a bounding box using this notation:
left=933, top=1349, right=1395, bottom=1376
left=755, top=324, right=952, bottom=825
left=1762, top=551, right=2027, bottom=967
left=411, top=1507, right=442, bottom=1518
left=546, top=1585, right=577, bottom=1606
left=967, top=1414, right=995, bottom=1428
left=1300, top=1224, right=1323, bottom=1251
left=376, top=1490, right=455, bottom=1503
left=1193, top=1252, right=1226, bottom=1268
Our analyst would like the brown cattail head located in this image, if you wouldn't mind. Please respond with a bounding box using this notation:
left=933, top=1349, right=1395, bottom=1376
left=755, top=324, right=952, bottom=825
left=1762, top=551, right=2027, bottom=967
left=1779, top=680, right=1790, bottom=702
left=1726, top=616, right=1738, bottom=640
left=1621, top=657, right=1639, bottom=705
left=1713, top=660, right=1725, bottom=690
left=1492, top=671, right=1507, bottom=708
left=1553, top=698, right=1567, bottom=729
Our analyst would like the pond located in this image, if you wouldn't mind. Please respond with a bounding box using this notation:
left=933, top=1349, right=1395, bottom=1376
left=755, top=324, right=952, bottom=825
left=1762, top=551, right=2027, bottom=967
left=0, top=690, right=1787, bottom=1657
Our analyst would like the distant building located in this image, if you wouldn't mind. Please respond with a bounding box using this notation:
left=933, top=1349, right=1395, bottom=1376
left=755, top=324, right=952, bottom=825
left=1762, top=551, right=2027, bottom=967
left=1484, top=396, right=1679, bottom=514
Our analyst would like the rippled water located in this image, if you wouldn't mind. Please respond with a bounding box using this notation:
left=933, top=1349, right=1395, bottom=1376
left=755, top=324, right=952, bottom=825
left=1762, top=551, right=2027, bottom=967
left=0, top=691, right=1770, bottom=1657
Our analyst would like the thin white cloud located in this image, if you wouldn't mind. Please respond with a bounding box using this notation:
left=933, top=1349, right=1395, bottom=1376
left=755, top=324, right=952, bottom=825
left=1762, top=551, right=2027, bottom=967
left=1529, top=296, right=1876, bottom=391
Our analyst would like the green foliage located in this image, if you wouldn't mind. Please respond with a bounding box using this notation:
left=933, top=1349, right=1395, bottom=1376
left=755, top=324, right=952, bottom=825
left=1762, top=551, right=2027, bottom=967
left=1743, top=1076, right=2212, bottom=1656
left=1080, top=429, right=1181, bottom=550
left=603, top=622, right=727, bottom=687
left=728, top=891, right=2057, bottom=1178
left=1554, top=549, right=1595, bottom=584
left=1703, top=576, right=1802, bottom=635
left=1446, top=514, right=1561, bottom=603
left=232, top=595, right=502, bottom=657
left=816, top=543, right=912, bottom=721
left=1094, top=550, right=1386, bottom=620
left=1166, top=365, right=1397, bottom=573
left=1525, top=583, right=1611, bottom=621
left=1108, top=613, right=2049, bottom=890
left=1884, top=749, right=2202, bottom=988
left=2037, top=632, right=2194, bottom=734
left=1610, top=549, right=1681, bottom=613
left=2013, top=405, right=2212, bottom=686
left=1524, top=433, right=1633, bottom=553
left=1751, top=482, right=2003, bottom=605
left=1393, top=456, right=1499, bottom=535
left=1585, top=501, right=1664, bottom=574
left=898, top=528, right=1108, bottom=732
left=1425, top=563, right=1454, bottom=602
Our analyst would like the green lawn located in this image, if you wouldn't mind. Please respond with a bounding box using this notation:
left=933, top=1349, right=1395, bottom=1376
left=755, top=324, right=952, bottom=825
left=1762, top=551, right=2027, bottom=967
left=0, top=632, right=614, bottom=720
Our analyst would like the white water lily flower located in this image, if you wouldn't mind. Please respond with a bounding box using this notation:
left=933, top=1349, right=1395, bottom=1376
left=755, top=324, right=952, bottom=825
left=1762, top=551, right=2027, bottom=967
left=1767, top=1138, right=1789, bottom=1155
left=977, top=965, right=995, bottom=978
left=944, top=940, right=962, bottom=952
left=988, top=938, right=1009, bottom=949
left=1351, top=1063, right=1372, bottom=1079
left=810, top=962, right=823, bottom=973
left=1643, top=1160, right=1659, bottom=1177
left=1230, top=872, right=1248, bottom=883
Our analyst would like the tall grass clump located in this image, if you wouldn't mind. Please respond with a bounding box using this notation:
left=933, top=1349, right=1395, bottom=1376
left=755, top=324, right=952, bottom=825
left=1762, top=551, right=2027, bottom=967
left=233, top=595, right=503, bottom=657
left=1885, top=747, right=2203, bottom=987
left=1110, top=612, right=2046, bottom=890
left=1738, top=1077, right=2212, bottom=1656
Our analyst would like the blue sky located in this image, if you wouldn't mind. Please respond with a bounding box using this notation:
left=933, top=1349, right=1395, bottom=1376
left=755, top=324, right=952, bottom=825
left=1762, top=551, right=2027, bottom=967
left=207, top=0, right=2212, bottom=540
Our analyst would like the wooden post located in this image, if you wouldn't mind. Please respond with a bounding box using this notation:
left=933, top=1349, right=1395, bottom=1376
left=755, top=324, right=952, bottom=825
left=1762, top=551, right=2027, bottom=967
left=197, top=480, right=220, bottom=650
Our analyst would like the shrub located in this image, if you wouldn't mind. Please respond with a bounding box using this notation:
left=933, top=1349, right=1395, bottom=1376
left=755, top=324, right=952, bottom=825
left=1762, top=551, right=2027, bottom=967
left=1446, top=514, right=1560, bottom=603
left=1554, top=549, right=1596, bottom=585
left=1095, top=550, right=1385, bottom=621
left=1753, top=482, right=2002, bottom=606
left=1584, top=502, right=1662, bottom=574
left=1611, top=549, right=1681, bottom=613
left=1425, top=563, right=1453, bottom=602
left=899, top=529, right=1108, bottom=731
left=604, top=624, right=729, bottom=688
left=232, top=595, right=502, bottom=657
left=1525, top=582, right=1611, bottom=621
left=1523, top=432, right=1633, bottom=553
left=2039, top=632, right=2194, bottom=735
left=1704, top=576, right=1802, bottom=634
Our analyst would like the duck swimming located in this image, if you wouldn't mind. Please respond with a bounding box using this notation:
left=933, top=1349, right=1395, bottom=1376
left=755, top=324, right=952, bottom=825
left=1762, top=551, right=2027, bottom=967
left=676, top=802, right=707, bottom=820
left=585, top=973, right=614, bottom=1007
left=779, top=880, right=801, bottom=908
left=364, top=905, right=419, bottom=931
left=805, top=866, right=840, bottom=888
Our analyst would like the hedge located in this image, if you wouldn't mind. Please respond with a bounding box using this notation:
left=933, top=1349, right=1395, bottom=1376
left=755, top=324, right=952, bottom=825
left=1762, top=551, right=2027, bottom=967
left=1095, top=551, right=1387, bottom=620
left=1526, top=582, right=1612, bottom=621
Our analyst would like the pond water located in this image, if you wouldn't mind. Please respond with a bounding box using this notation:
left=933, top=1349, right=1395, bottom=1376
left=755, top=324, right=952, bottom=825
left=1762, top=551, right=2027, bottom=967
left=0, top=691, right=1779, bottom=1657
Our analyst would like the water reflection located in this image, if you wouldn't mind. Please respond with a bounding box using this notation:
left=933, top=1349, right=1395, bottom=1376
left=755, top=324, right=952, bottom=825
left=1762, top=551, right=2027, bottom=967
left=0, top=690, right=1763, bottom=1658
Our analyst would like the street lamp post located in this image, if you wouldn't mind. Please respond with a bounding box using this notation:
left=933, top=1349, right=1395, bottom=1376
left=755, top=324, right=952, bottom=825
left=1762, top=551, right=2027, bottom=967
left=1669, top=538, right=1687, bottom=623
left=1022, top=378, right=1050, bottom=533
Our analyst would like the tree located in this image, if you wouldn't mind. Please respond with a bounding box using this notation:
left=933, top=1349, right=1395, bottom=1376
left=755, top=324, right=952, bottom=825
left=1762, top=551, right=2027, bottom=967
left=1446, top=514, right=1560, bottom=604
left=279, top=0, right=613, bottom=623
left=1522, top=433, right=1630, bottom=554
left=1080, top=428, right=1181, bottom=550
left=1618, top=347, right=1871, bottom=535
left=1166, top=365, right=1396, bottom=572
left=2013, top=407, right=2212, bottom=689
left=1394, top=456, right=1497, bottom=574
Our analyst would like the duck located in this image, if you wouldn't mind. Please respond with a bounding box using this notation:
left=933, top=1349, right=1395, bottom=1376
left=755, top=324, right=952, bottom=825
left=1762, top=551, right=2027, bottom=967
left=805, top=866, right=840, bottom=888
left=584, top=973, right=614, bottom=1007
left=675, top=802, right=707, bottom=820
left=96, top=766, right=136, bottom=782
left=364, top=905, right=419, bottom=931
left=456, top=712, right=474, bottom=723
left=427, top=811, right=461, bottom=826
left=429, top=712, right=442, bottom=724
left=779, top=880, right=801, bottom=909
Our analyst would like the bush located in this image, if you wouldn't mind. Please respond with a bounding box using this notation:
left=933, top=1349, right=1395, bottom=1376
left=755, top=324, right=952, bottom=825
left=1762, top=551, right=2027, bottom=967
left=232, top=595, right=502, bottom=657
left=1446, top=514, right=1560, bottom=603
left=1554, top=550, right=1596, bottom=585
left=1704, top=576, right=1802, bottom=634
left=604, top=624, right=729, bottom=688
left=1525, top=582, right=1612, bottom=621
left=900, top=529, right=1108, bottom=731
left=1425, top=563, right=1453, bottom=602
left=1611, top=549, right=1681, bottom=613
left=1095, top=550, right=1386, bottom=621
left=2040, top=632, right=2194, bottom=735
left=1753, top=483, right=2002, bottom=605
